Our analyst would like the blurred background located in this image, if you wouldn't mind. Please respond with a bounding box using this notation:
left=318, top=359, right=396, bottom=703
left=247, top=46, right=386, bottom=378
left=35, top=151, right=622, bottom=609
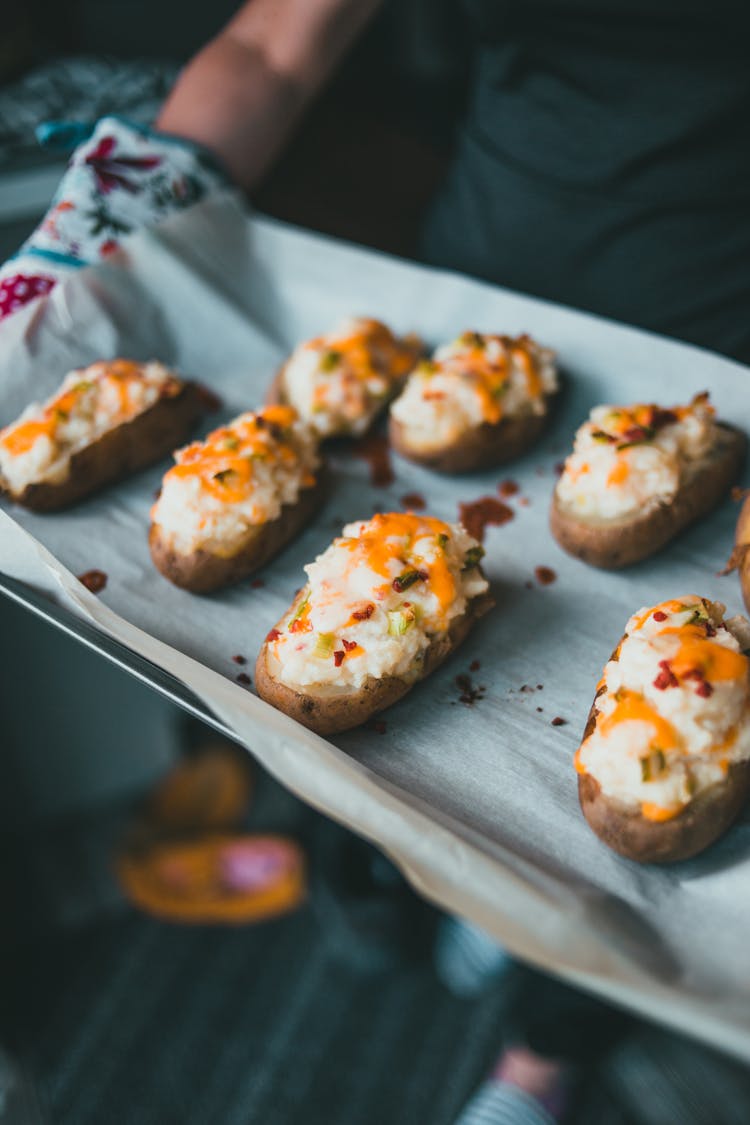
left=2, top=4, right=750, bottom=1123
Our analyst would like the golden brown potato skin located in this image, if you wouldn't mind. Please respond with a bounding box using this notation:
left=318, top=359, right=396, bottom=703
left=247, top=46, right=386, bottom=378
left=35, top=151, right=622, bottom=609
left=577, top=643, right=750, bottom=863
left=550, top=422, right=746, bottom=569
left=735, top=494, right=750, bottom=614
left=389, top=392, right=558, bottom=475
left=2, top=383, right=207, bottom=513
left=149, top=468, right=327, bottom=595
left=255, top=583, right=494, bottom=735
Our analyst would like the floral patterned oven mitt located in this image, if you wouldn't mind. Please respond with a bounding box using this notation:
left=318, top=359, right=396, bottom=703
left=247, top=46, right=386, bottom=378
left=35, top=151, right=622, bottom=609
left=0, top=115, right=228, bottom=322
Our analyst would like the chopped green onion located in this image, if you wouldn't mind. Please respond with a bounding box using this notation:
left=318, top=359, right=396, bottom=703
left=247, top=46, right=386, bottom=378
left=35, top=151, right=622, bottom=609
left=320, top=349, right=342, bottom=372
left=387, top=605, right=418, bottom=637
left=213, top=468, right=237, bottom=485
left=313, top=632, right=335, bottom=658
left=462, top=545, right=485, bottom=571
left=436, top=533, right=449, bottom=550
left=289, top=592, right=310, bottom=627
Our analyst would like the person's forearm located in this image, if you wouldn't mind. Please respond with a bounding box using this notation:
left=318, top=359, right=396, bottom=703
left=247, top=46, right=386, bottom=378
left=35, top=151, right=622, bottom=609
left=157, top=0, right=383, bottom=191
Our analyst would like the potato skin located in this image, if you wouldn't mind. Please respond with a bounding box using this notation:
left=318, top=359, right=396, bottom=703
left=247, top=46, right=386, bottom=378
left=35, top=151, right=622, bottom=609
left=551, top=422, right=746, bottom=569
left=735, top=494, right=750, bottom=614
left=255, top=583, right=494, bottom=735
left=149, top=467, right=327, bottom=595
left=3, top=382, right=207, bottom=513
left=577, top=642, right=750, bottom=863
left=389, top=391, right=558, bottom=475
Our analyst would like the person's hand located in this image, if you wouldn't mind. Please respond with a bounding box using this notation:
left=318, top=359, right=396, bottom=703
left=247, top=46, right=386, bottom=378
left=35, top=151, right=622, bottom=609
left=0, top=115, right=228, bottom=323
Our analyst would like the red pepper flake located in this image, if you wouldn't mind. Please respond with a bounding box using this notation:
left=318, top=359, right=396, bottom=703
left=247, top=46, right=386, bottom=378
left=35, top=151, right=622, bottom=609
left=250, top=578, right=265, bottom=588
left=266, top=628, right=281, bottom=642
left=333, top=650, right=345, bottom=667
left=352, top=603, right=375, bottom=621
left=551, top=716, right=567, bottom=726
left=232, top=654, right=247, bottom=665
left=78, top=569, right=107, bottom=594
left=653, top=659, right=678, bottom=690
left=400, top=491, right=426, bottom=510
left=621, top=425, right=651, bottom=444
left=470, top=660, right=481, bottom=672
left=196, top=384, right=223, bottom=412
left=653, top=611, right=667, bottom=622
left=341, top=638, right=357, bottom=652
left=458, top=497, right=514, bottom=542
left=497, top=479, right=519, bottom=498
left=353, top=433, right=394, bottom=487
left=534, top=566, right=557, bottom=586
left=705, top=623, right=717, bottom=637
left=369, top=719, right=387, bottom=735
left=236, top=673, right=252, bottom=686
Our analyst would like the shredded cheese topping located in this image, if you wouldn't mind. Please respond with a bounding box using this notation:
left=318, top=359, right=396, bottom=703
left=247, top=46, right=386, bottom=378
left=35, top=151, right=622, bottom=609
left=575, top=597, right=750, bottom=821
left=389, top=331, right=557, bottom=449
left=266, top=511, right=489, bottom=689
left=151, top=405, right=319, bottom=556
left=281, top=317, right=420, bottom=437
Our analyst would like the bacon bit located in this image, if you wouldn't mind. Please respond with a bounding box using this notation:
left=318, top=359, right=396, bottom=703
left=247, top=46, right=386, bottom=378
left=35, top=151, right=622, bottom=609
left=731, top=485, right=750, bottom=502
left=236, top=673, right=252, bottom=686
left=353, top=433, right=394, bottom=487
left=705, top=623, right=717, bottom=637
left=551, top=716, right=566, bottom=726
left=653, top=611, right=668, bottom=622
left=534, top=566, right=557, bottom=586
left=470, top=660, right=481, bottom=672
left=621, top=425, right=651, bottom=444
left=400, top=491, right=426, bottom=510
left=352, top=603, right=375, bottom=621
left=498, top=479, right=519, bottom=498
left=341, top=638, right=357, bottom=652
left=266, top=628, right=281, bottom=642
left=649, top=408, right=678, bottom=430
left=195, top=384, right=223, bottom=412
left=232, top=655, right=247, bottom=665
left=250, top=578, right=265, bottom=588
left=78, top=569, right=107, bottom=594
left=695, top=680, right=713, bottom=698
left=455, top=672, right=486, bottom=705
left=369, top=720, right=387, bottom=734
left=653, top=660, right=678, bottom=690
left=333, top=650, right=345, bottom=667
left=458, top=496, right=514, bottom=542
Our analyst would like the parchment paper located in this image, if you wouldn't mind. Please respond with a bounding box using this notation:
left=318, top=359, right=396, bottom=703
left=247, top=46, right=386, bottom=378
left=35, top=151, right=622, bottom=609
left=2, top=193, right=749, bottom=1058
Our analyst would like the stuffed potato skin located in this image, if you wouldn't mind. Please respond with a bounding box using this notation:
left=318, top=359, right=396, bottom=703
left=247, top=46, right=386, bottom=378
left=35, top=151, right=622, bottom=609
left=389, top=400, right=555, bottom=475
left=149, top=469, right=326, bottom=594
left=735, top=494, right=750, bottom=614
left=3, top=382, right=206, bottom=513
left=578, top=674, right=750, bottom=864
left=255, top=583, right=494, bottom=736
left=551, top=420, right=746, bottom=570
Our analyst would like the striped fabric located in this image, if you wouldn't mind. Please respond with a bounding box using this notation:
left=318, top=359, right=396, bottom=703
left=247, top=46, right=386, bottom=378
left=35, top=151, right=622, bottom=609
left=454, top=1081, right=556, bottom=1125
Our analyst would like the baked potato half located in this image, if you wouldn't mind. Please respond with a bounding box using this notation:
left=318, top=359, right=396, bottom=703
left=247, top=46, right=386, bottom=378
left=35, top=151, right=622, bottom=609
left=389, top=331, right=559, bottom=474
left=255, top=511, right=494, bottom=735
left=551, top=395, right=745, bottom=569
left=150, top=405, right=323, bottom=594
left=734, top=493, right=750, bottom=614
left=267, top=317, right=421, bottom=439
left=0, top=360, right=207, bottom=512
left=575, top=596, right=750, bottom=863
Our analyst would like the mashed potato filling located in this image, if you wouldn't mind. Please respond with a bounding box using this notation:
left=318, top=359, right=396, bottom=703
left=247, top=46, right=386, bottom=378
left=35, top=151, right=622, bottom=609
left=0, top=359, right=182, bottom=493
left=151, top=406, right=319, bottom=556
left=556, top=394, right=717, bottom=520
left=389, top=332, right=557, bottom=449
left=281, top=317, right=419, bottom=437
left=576, top=597, right=750, bottom=821
left=266, top=511, right=489, bottom=690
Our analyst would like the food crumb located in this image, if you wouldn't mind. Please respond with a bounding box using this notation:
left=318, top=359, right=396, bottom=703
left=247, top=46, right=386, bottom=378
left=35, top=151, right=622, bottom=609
left=369, top=720, right=387, bottom=734
left=232, top=655, right=247, bottom=665
left=236, top=673, right=252, bottom=687
left=470, top=659, right=481, bottom=672
left=455, top=673, right=486, bottom=706
left=497, top=479, right=519, bottom=498
left=250, top=578, right=265, bottom=588
left=520, top=684, right=534, bottom=694
left=458, top=496, right=514, bottom=541
left=400, top=491, right=426, bottom=510
left=536, top=706, right=543, bottom=713
left=518, top=496, right=530, bottom=507
left=78, top=569, right=107, bottom=594
left=534, top=565, right=557, bottom=586
left=551, top=716, right=567, bottom=726
left=524, top=580, right=534, bottom=590
left=536, top=684, right=543, bottom=690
